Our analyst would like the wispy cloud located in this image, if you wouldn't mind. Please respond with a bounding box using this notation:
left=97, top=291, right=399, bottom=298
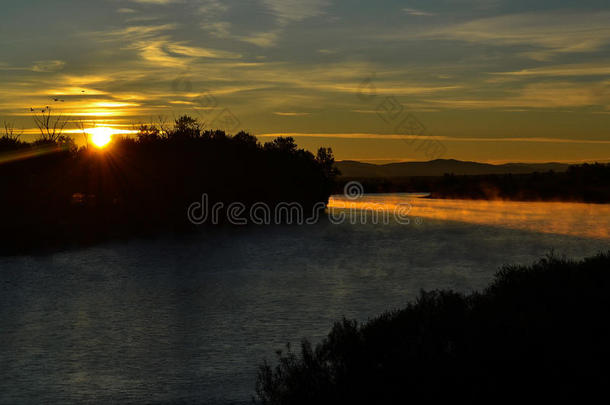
left=425, top=82, right=610, bottom=109
left=201, top=21, right=232, bottom=38
left=262, top=0, right=329, bottom=25
left=165, top=42, right=240, bottom=59
left=402, top=8, right=435, bottom=17
left=422, top=11, right=610, bottom=60
left=259, top=133, right=610, bottom=145
left=129, top=0, right=181, bottom=4
left=312, top=83, right=461, bottom=95
left=31, top=60, right=66, bottom=73
left=0, top=60, right=66, bottom=72
left=93, top=23, right=177, bottom=41
left=91, top=23, right=240, bottom=66
left=273, top=112, right=311, bottom=116
left=198, top=0, right=228, bottom=16
left=198, top=0, right=231, bottom=38
left=239, top=31, right=281, bottom=48
left=493, top=63, right=610, bottom=77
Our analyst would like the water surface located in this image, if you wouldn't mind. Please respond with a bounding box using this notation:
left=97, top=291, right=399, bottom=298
left=1, top=195, right=608, bottom=404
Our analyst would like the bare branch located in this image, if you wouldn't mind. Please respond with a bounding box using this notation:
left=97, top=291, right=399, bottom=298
left=32, top=107, right=69, bottom=142
left=2, top=121, right=23, bottom=140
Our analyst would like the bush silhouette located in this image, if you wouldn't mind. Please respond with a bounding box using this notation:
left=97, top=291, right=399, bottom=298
left=256, top=253, right=610, bottom=404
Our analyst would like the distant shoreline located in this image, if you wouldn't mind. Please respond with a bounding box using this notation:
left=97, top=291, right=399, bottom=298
left=337, top=163, right=610, bottom=204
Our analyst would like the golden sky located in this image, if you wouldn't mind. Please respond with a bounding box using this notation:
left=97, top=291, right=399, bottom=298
left=1, top=0, right=609, bottom=163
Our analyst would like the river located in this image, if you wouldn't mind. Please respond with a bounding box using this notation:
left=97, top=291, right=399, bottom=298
left=1, top=195, right=608, bottom=404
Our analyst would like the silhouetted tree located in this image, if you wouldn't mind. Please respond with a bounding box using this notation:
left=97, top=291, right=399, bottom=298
left=0, top=116, right=339, bottom=254
left=316, top=147, right=340, bottom=179
left=136, top=124, right=162, bottom=143
left=233, top=131, right=259, bottom=148
left=171, top=115, right=201, bottom=139
left=265, top=137, right=298, bottom=153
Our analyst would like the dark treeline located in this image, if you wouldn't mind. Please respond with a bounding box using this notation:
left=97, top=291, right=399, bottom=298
left=0, top=116, right=338, bottom=254
left=339, top=163, right=610, bottom=203
left=256, top=252, right=610, bottom=404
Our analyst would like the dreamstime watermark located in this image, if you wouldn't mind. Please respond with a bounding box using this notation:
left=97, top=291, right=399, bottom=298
left=187, top=181, right=419, bottom=226
left=171, top=75, right=242, bottom=132
left=357, top=73, right=447, bottom=160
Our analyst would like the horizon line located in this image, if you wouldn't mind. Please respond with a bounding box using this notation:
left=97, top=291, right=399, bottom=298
left=337, top=157, right=610, bottom=165
left=259, top=133, right=610, bottom=145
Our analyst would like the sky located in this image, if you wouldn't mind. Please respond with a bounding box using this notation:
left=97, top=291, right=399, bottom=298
left=1, top=0, right=609, bottom=163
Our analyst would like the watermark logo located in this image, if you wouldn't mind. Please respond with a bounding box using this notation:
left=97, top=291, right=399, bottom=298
left=357, top=74, right=447, bottom=160
left=170, top=74, right=242, bottom=133
left=343, top=181, right=365, bottom=200
left=187, top=181, right=421, bottom=226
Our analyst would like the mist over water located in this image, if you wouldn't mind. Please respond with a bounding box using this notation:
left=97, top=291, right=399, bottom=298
left=1, top=195, right=608, bottom=404
left=331, top=194, right=610, bottom=239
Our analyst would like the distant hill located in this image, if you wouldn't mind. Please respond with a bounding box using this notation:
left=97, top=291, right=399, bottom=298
left=336, top=159, right=571, bottom=178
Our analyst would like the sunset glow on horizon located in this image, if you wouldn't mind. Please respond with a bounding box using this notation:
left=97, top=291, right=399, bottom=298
left=1, top=0, right=609, bottom=163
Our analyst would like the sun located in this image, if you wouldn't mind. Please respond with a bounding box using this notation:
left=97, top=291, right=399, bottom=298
left=88, top=127, right=114, bottom=148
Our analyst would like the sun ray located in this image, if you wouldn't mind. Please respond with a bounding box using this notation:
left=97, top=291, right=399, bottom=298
left=87, top=127, right=115, bottom=148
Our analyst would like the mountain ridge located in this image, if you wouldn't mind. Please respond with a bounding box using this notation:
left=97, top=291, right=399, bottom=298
left=336, top=159, right=573, bottom=178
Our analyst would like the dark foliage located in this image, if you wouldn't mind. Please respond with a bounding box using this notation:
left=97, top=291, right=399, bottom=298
left=339, top=163, right=610, bottom=203
left=256, top=253, right=610, bottom=404
left=0, top=116, right=338, bottom=254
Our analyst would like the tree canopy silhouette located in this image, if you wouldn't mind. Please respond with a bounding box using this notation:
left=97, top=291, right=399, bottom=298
left=0, top=115, right=339, bottom=254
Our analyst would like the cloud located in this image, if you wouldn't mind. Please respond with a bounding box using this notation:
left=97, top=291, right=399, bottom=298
left=425, top=82, right=610, bottom=109
left=94, top=24, right=177, bottom=42
left=201, top=21, right=232, bottom=38
left=493, top=63, right=610, bottom=77
left=197, top=0, right=329, bottom=48
left=312, top=83, right=461, bottom=95
left=165, top=42, right=240, bottom=59
left=198, top=0, right=228, bottom=16
left=198, top=0, right=329, bottom=47
left=239, top=31, right=281, bottom=47
left=423, top=11, right=610, bottom=59
left=258, top=133, right=610, bottom=145
left=90, top=22, right=240, bottom=67
left=273, top=112, right=311, bottom=116
left=135, top=39, right=241, bottom=66
left=129, top=0, right=180, bottom=4
left=61, top=75, right=111, bottom=86
left=262, top=0, right=329, bottom=25
left=402, top=8, right=435, bottom=17
left=31, top=60, right=66, bottom=72
left=198, top=1, right=232, bottom=40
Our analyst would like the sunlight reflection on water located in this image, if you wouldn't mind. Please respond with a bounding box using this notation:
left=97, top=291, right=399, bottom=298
left=330, top=194, right=610, bottom=239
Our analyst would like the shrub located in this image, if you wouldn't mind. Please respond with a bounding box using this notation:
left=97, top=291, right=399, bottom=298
left=256, top=253, right=610, bottom=404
